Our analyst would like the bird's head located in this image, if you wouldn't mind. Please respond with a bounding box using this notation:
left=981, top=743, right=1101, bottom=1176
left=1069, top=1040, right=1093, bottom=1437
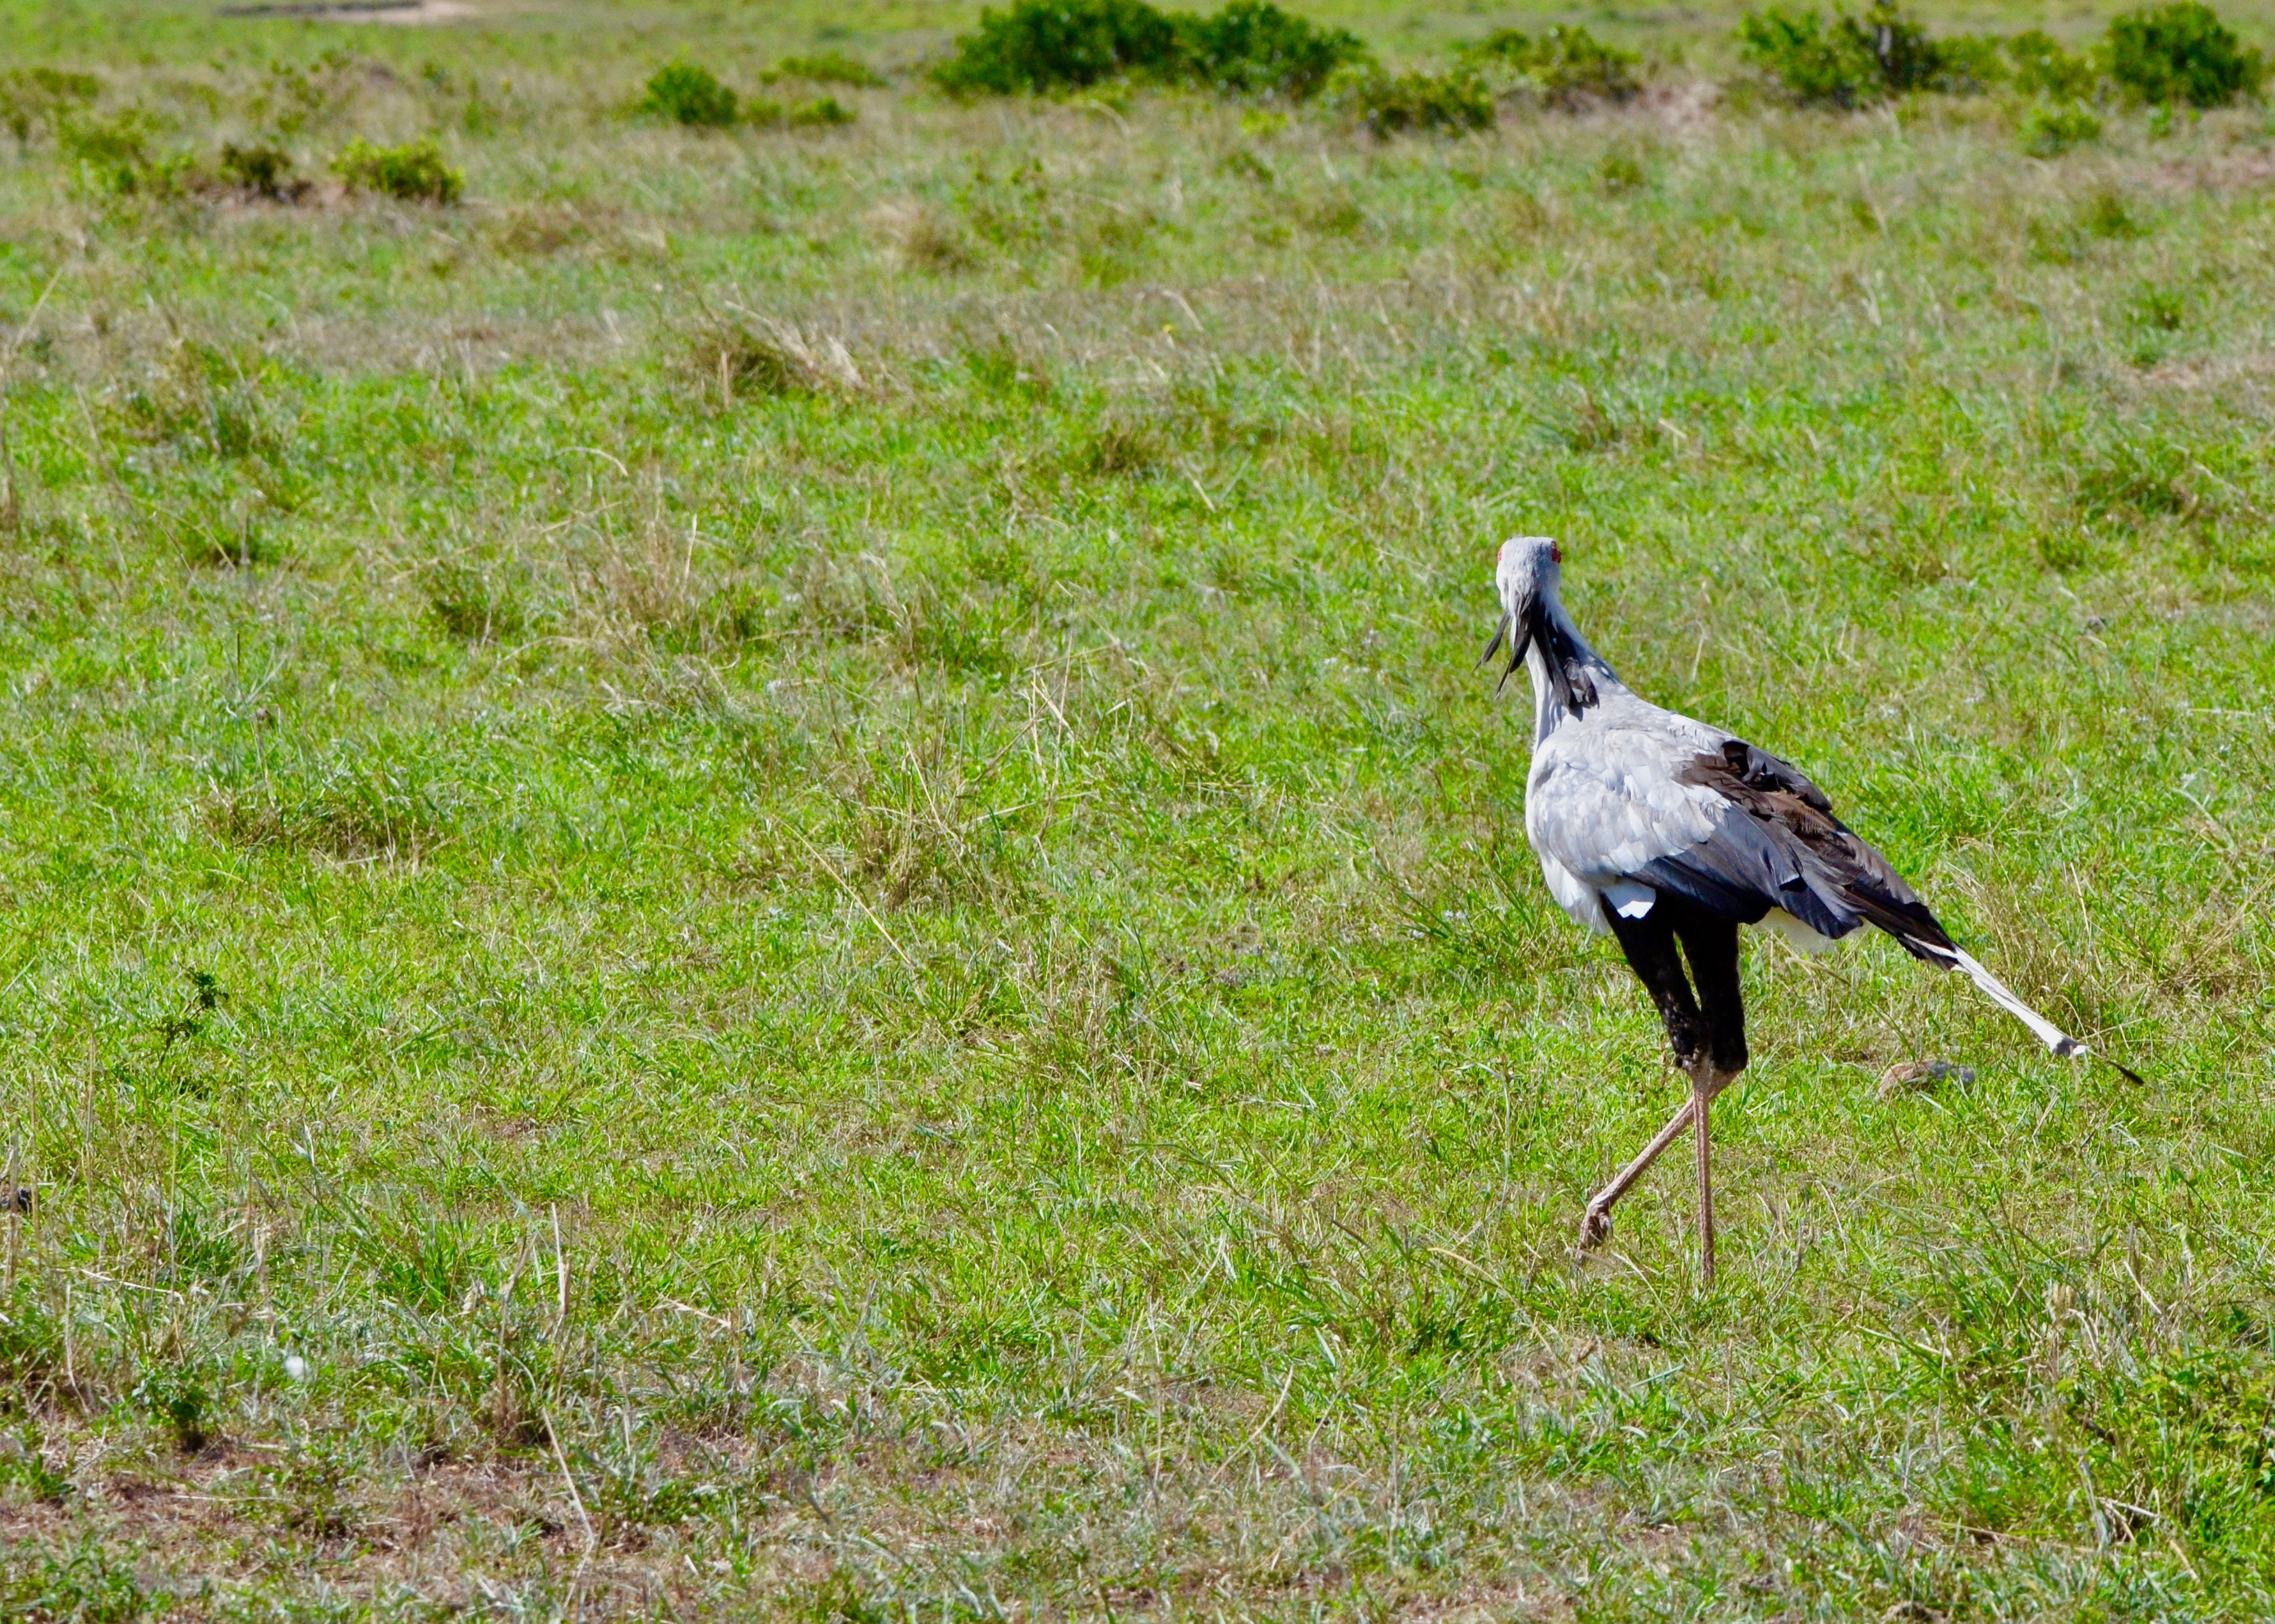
left=1493, top=535, right=1562, bottom=615
left=1479, top=535, right=1597, bottom=709
left=1479, top=536, right=1561, bottom=690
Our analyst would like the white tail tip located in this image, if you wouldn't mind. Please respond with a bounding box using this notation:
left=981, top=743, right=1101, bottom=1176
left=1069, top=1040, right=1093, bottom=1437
left=1949, top=949, right=2086, bottom=1059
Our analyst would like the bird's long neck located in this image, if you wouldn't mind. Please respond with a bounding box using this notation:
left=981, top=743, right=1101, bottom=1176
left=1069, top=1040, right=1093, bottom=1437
left=1527, top=590, right=1622, bottom=742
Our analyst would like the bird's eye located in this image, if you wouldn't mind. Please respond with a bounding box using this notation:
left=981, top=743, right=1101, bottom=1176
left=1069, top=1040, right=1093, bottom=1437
left=1550, top=544, right=1564, bottom=563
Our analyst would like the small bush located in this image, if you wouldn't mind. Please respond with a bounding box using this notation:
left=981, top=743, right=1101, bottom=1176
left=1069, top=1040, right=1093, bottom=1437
left=2081, top=186, right=2150, bottom=238
left=422, top=561, right=523, bottom=642
left=59, top=106, right=199, bottom=195
left=2007, top=29, right=2099, bottom=98
left=638, top=59, right=740, bottom=126
left=2020, top=101, right=2101, bottom=155
left=332, top=137, right=462, bottom=204
left=1741, top=2, right=1973, bottom=105
left=932, top=0, right=1184, bottom=95
left=220, top=141, right=307, bottom=200
left=2106, top=2, right=2263, bottom=107
left=932, top=0, right=1363, bottom=100
left=1465, top=25, right=1642, bottom=107
left=1927, top=33, right=2008, bottom=93
left=0, top=66, right=100, bottom=151
left=132, top=1367, right=212, bottom=1453
left=693, top=312, right=864, bottom=398
left=793, top=96, right=857, bottom=126
left=745, top=93, right=860, bottom=127
left=1180, top=1, right=1366, bottom=98
left=766, top=51, right=887, bottom=88
left=1739, top=8, right=1885, bottom=107
left=2129, top=282, right=2187, bottom=330
left=1338, top=66, right=1495, bottom=135
left=1597, top=149, right=1648, bottom=192
left=1846, top=1, right=1942, bottom=93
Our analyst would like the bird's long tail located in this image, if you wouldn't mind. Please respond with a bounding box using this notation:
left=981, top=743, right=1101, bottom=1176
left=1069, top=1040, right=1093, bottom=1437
left=1948, top=948, right=2082, bottom=1057
left=1941, top=946, right=2146, bottom=1085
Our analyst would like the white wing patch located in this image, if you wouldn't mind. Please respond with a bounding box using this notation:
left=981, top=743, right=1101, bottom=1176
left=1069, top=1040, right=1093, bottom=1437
left=1603, top=878, right=1655, bottom=919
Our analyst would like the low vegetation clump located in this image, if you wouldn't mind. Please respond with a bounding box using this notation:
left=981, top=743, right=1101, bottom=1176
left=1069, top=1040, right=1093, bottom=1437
left=1178, top=0, right=1366, bottom=96
left=933, top=0, right=1180, bottom=94
left=330, top=135, right=463, bottom=203
left=217, top=141, right=305, bottom=201
left=764, top=51, right=888, bottom=88
left=1463, top=25, right=1643, bottom=107
left=1742, top=0, right=2266, bottom=109
left=637, top=59, right=742, bottom=126
left=2108, top=1, right=2265, bottom=105
left=932, top=0, right=1365, bottom=99
left=1336, top=65, right=1495, bottom=135
left=637, top=57, right=862, bottom=126
left=752, top=93, right=857, bottom=126
left=2020, top=100, right=2103, bottom=155
left=1739, top=2, right=1947, bottom=106
left=2005, top=28, right=2101, bottom=99
left=57, top=105, right=210, bottom=196
left=0, top=66, right=100, bottom=151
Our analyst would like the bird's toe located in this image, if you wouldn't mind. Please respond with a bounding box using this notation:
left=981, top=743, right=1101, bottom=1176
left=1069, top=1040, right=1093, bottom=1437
left=1576, top=1206, right=1613, bottom=1253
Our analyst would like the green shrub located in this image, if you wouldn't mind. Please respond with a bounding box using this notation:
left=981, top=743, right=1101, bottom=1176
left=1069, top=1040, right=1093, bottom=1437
left=932, top=0, right=1184, bottom=95
left=1741, top=2, right=1964, bottom=105
left=332, top=136, right=463, bottom=204
left=59, top=106, right=199, bottom=194
left=59, top=105, right=155, bottom=175
left=1739, top=8, right=1885, bottom=106
left=0, top=66, right=100, bottom=151
left=638, top=59, right=740, bottom=126
left=746, top=95, right=860, bottom=127
left=2080, top=186, right=2149, bottom=238
left=1846, top=1, right=1941, bottom=93
left=766, top=51, right=887, bottom=88
left=2019, top=101, right=2101, bottom=155
left=1336, top=66, right=1494, bottom=135
left=795, top=95, right=857, bottom=125
left=2007, top=29, right=2099, bottom=98
left=1927, top=33, right=2009, bottom=93
left=220, top=141, right=304, bottom=199
left=1465, top=25, right=1642, bottom=107
left=1179, top=1, right=1366, bottom=98
left=132, top=1366, right=213, bottom=1453
left=932, top=0, right=1364, bottom=100
left=2106, top=2, right=2263, bottom=107
left=1597, top=149, right=1647, bottom=191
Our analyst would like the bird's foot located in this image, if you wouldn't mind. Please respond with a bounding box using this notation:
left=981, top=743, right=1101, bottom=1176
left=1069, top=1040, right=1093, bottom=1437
left=1576, top=1204, right=1613, bottom=1256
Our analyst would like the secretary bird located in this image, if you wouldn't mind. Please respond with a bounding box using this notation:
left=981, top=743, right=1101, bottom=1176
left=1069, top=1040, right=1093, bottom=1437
left=1481, top=535, right=2137, bottom=1281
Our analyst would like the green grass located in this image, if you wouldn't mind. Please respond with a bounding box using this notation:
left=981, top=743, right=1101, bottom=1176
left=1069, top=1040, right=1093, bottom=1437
left=0, top=0, right=2273, bottom=1616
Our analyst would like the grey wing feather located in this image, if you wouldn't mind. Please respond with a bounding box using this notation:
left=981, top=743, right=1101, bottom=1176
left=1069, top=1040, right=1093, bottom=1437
left=1524, top=704, right=1732, bottom=919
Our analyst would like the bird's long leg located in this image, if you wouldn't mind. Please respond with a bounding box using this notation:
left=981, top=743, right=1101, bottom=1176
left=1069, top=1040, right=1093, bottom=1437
left=1577, top=1095, right=1695, bottom=1254
left=1693, top=1069, right=1716, bottom=1285
left=1595, top=903, right=1713, bottom=1260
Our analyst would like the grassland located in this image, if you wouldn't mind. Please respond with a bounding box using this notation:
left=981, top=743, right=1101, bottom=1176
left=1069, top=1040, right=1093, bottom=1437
left=1, top=0, right=2274, bottom=1616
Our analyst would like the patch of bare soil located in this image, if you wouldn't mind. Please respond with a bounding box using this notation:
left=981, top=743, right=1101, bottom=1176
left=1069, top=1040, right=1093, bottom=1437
left=218, top=0, right=475, bottom=23
left=2149, top=147, right=2275, bottom=194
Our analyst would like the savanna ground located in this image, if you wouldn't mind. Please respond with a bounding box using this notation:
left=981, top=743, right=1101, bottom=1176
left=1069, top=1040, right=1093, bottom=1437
left=1, top=0, right=2273, bottom=1616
